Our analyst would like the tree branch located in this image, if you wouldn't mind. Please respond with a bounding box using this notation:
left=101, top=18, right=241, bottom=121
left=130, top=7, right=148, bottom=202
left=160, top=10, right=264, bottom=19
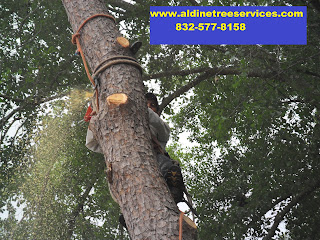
left=0, top=94, right=26, bottom=103
left=156, top=66, right=276, bottom=113
left=262, top=180, right=320, bottom=240
left=158, top=70, right=213, bottom=114
left=204, top=45, right=228, bottom=53
left=143, top=67, right=212, bottom=81
left=296, top=68, right=320, bottom=79
left=38, top=92, right=69, bottom=104
left=0, top=105, right=24, bottom=130
left=188, top=0, right=199, bottom=6
left=247, top=194, right=292, bottom=232
left=18, top=0, right=42, bottom=31
left=67, top=180, right=97, bottom=238
left=144, top=66, right=275, bottom=82
left=0, top=93, right=68, bottom=132
left=0, top=117, right=22, bottom=145
left=108, top=0, right=135, bottom=11
left=311, top=0, right=320, bottom=12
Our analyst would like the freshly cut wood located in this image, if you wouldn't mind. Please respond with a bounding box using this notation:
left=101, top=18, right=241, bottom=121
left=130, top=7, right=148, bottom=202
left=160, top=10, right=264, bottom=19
left=181, top=215, right=197, bottom=240
left=183, top=215, right=197, bottom=229
left=116, top=37, right=130, bottom=48
left=107, top=93, right=128, bottom=105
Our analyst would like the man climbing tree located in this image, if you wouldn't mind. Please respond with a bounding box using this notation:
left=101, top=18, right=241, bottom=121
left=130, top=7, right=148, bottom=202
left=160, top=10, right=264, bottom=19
left=86, top=92, right=185, bottom=203
left=61, top=0, right=197, bottom=239
left=85, top=92, right=188, bottom=229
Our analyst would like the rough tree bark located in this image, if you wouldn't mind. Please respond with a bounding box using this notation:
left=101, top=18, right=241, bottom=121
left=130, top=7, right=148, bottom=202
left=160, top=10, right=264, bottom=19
left=61, top=0, right=197, bottom=239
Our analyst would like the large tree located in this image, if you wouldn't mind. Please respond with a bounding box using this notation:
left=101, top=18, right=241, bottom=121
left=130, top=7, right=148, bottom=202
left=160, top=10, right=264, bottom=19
left=61, top=0, right=196, bottom=239
left=1, top=0, right=320, bottom=239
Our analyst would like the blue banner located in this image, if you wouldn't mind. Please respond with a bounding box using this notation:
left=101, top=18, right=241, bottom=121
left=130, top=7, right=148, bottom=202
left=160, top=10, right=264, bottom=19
left=150, top=6, right=307, bottom=45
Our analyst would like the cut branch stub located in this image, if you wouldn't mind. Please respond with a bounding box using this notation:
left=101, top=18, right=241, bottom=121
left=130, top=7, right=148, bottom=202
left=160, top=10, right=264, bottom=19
left=183, top=215, right=197, bottom=230
left=182, top=215, right=198, bottom=239
left=116, top=37, right=130, bottom=48
left=107, top=93, right=128, bottom=106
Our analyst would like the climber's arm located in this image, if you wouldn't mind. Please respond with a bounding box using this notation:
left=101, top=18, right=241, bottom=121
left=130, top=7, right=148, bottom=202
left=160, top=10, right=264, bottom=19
left=148, top=108, right=170, bottom=148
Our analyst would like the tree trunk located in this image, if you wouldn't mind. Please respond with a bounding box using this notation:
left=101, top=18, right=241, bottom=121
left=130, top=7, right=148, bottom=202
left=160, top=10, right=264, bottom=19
left=61, top=0, right=197, bottom=239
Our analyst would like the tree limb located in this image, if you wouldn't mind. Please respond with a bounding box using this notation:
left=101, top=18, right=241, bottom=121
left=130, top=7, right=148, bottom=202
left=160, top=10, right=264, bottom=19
left=67, top=179, right=97, bottom=238
left=0, top=117, right=21, bottom=145
left=158, top=70, right=213, bottom=114
left=157, top=66, right=276, bottom=113
left=189, top=0, right=199, bottom=6
left=204, top=45, right=228, bottom=53
left=0, top=105, right=24, bottom=130
left=144, top=66, right=276, bottom=82
left=108, top=0, right=135, bottom=12
left=295, top=68, right=320, bottom=79
left=0, top=94, right=26, bottom=103
left=262, top=180, right=320, bottom=240
left=0, top=93, right=68, bottom=132
left=247, top=194, right=292, bottom=232
left=18, top=0, right=42, bottom=32
left=143, top=67, right=212, bottom=81
left=311, top=0, right=320, bottom=12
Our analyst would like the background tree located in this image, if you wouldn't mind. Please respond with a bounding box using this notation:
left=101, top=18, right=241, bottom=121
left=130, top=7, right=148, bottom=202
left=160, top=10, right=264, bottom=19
left=1, top=90, right=124, bottom=240
left=1, top=0, right=319, bottom=239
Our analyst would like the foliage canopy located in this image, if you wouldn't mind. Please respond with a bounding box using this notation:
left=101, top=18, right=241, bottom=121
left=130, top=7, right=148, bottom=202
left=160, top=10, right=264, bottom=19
left=1, top=0, right=319, bottom=239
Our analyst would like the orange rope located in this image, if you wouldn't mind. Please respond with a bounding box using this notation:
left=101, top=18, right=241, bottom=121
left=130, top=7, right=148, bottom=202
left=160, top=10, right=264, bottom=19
left=73, top=14, right=116, bottom=42
left=179, top=211, right=184, bottom=240
left=73, top=35, right=96, bottom=87
left=71, top=14, right=116, bottom=111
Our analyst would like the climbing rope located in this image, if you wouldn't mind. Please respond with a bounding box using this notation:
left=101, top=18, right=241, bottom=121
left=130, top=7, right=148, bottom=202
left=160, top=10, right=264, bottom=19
left=71, top=14, right=116, bottom=87
left=92, top=55, right=142, bottom=80
left=72, top=14, right=143, bottom=112
left=71, top=14, right=116, bottom=111
left=179, top=211, right=184, bottom=240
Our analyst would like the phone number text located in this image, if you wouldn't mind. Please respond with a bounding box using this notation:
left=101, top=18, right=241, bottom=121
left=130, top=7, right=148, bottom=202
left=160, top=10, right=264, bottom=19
left=176, top=23, right=246, bottom=31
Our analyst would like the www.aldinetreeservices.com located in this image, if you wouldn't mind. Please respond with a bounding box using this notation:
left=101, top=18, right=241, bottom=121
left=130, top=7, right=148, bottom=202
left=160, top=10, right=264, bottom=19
left=149, top=6, right=307, bottom=45
left=150, top=9, right=304, bottom=18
